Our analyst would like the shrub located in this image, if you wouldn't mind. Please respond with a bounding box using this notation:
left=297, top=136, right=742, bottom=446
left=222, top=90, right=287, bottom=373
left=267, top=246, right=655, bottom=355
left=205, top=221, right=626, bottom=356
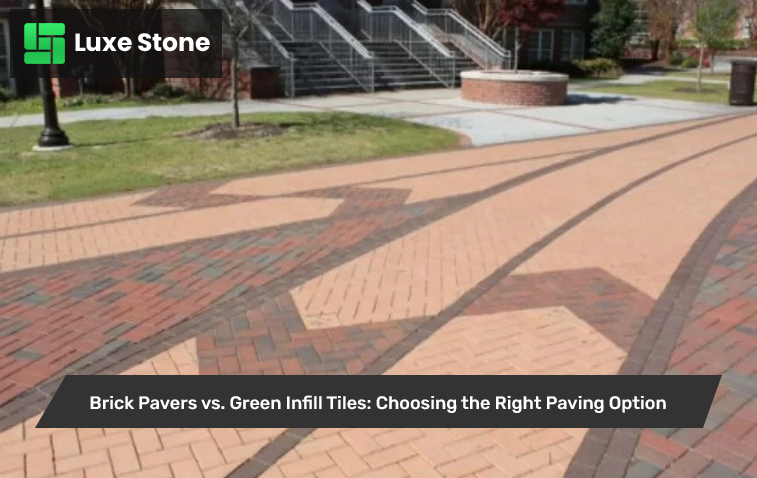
left=526, top=61, right=587, bottom=78
left=670, top=51, right=686, bottom=66
left=150, top=82, right=186, bottom=99
left=0, top=86, right=14, bottom=103
left=573, top=58, right=624, bottom=78
left=184, top=90, right=206, bottom=101
left=681, top=56, right=699, bottom=68
left=676, top=39, right=699, bottom=49
left=60, top=94, right=112, bottom=108
left=710, top=38, right=750, bottom=51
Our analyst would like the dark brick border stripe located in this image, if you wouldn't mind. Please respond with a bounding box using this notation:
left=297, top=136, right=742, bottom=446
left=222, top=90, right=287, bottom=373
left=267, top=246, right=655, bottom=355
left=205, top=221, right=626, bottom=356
left=222, top=113, right=757, bottom=478
left=0, top=147, right=592, bottom=243
left=563, top=165, right=757, bottom=478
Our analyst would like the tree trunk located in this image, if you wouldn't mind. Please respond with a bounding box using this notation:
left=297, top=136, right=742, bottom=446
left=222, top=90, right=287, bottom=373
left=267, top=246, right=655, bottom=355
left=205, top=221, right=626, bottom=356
left=231, top=36, right=240, bottom=130
left=514, top=28, right=520, bottom=73
left=710, top=50, right=715, bottom=74
left=697, top=44, right=704, bottom=92
left=650, top=40, right=660, bottom=61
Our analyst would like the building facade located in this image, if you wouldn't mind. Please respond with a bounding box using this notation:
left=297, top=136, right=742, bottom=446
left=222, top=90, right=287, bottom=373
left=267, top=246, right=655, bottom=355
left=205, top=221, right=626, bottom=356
left=0, top=0, right=25, bottom=95
left=498, top=0, right=599, bottom=66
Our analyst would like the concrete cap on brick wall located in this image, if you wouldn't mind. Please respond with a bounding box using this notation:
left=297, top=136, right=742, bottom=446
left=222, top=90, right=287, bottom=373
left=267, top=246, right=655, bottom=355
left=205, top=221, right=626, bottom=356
left=461, top=71, right=569, bottom=83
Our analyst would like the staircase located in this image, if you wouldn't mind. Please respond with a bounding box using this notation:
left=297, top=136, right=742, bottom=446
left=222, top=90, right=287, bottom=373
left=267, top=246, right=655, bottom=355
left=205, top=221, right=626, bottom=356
left=239, top=0, right=509, bottom=96
left=367, top=42, right=445, bottom=89
left=256, top=14, right=364, bottom=96
left=445, top=42, right=480, bottom=85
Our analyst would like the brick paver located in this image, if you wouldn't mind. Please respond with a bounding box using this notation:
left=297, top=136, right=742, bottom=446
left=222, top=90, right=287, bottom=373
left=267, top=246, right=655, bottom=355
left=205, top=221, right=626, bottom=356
left=1, top=113, right=756, bottom=478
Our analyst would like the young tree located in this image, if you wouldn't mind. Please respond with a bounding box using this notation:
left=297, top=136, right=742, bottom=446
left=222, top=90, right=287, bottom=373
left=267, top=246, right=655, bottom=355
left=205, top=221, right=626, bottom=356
left=58, top=0, right=165, bottom=97
left=692, top=0, right=739, bottom=90
left=591, top=0, right=639, bottom=59
left=497, top=0, right=566, bottom=71
left=213, top=0, right=257, bottom=130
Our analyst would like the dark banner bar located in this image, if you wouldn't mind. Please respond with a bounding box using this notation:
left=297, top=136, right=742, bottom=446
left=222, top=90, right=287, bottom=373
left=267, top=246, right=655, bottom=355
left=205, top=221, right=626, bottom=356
left=37, top=375, right=720, bottom=428
left=9, top=9, right=223, bottom=79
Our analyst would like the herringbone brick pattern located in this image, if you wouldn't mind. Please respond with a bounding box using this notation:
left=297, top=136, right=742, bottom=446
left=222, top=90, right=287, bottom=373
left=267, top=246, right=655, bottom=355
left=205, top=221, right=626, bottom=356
left=261, top=306, right=622, bottom=478
left=627, top=197, right=757, bottom=478
left=360, top=153, right=575, bottom=204
left=516, top=133, right=757, bottom=298
left=213, top=119, right=713, bottom=198
left=290, top=116, right=757, bottom=330
left=0, top=198, right=341, bottom=273
left=0, top=193, right=178, bottom=239
left=0, top=338, right=285, bottom=478
left=0, top=193, right=432, bottom=407
left=0, top=113, right=755, bottom=478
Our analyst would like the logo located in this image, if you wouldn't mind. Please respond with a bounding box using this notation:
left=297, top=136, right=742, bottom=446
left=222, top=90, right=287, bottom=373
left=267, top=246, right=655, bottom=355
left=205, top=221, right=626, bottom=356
left=24, top=23, right=65, bottom=65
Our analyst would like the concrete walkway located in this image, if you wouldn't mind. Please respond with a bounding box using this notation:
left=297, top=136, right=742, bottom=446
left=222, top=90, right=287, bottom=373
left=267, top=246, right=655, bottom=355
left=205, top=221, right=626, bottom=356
left=0, top=112, right=757, bottom=478
left=1, top=87, right=747, bottom=146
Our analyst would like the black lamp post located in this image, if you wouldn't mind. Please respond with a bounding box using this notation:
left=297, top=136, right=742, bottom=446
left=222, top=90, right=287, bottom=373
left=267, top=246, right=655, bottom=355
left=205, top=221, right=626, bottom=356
left=33, top=0, right=70, bottom=150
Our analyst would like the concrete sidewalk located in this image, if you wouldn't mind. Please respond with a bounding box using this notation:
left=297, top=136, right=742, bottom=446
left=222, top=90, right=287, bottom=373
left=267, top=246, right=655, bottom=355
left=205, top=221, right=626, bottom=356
left=1, top=87, right=746, bottom=146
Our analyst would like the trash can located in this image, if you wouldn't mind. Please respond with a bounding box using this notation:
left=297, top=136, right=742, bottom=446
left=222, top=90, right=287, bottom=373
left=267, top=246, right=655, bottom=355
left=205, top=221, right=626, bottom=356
left=729, top=60, right=757, bottom=106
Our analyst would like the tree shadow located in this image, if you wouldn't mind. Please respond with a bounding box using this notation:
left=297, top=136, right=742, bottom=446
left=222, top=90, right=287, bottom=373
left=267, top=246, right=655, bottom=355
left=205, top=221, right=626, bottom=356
left=78, top=136, right=165, bottom=148
left=565, top=93, right=637, bottom=105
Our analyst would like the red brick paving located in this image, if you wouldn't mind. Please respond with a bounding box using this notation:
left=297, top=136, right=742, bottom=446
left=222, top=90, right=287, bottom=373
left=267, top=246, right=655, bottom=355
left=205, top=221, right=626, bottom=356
left=627, top=198, right=757, bottom=478
left=1, top=114, right=757, bottom=478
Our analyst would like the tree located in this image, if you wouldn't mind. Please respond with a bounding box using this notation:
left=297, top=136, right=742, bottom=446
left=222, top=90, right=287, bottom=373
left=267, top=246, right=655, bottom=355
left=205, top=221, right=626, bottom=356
left=641, top=0, right=687, bottom=61
left=591, top=0, right=639, bottom=59
left=213, top=0, right=256, bottom=130
left=453, top=0, right=505, bottom=39
left=742, top=0, right=757, bottom=48
left=692, top=0, right=739, bottom=90
left=58, top=0, right=164, bottom=97
left=497, top=0, right=566, bottom=71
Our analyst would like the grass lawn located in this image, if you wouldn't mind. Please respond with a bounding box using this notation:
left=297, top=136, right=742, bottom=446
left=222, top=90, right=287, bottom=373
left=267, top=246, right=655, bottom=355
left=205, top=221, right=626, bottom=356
left=0, top=95, right=207, bottom=117
left=661, top=70, right=732, bottom=82
left=0, top=112, right=460, bottom=207
left=579, top=79, right=738, bottom=103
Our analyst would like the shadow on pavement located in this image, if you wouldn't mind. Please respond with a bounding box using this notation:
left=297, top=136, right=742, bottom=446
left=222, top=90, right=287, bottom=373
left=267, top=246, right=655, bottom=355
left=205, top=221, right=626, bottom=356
left=565, top=93, right=636, bottom=105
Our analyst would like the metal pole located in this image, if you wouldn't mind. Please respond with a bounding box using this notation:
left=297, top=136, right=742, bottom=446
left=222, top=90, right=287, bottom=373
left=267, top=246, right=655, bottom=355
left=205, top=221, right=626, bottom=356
left=33, top=0, right=70, bottom=150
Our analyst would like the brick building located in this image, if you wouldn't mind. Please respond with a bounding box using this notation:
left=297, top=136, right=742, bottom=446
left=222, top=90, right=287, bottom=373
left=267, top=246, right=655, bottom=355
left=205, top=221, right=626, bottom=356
left=483, top=0, right=600, bottom=66
left=0, top=0, right=24, bottom=96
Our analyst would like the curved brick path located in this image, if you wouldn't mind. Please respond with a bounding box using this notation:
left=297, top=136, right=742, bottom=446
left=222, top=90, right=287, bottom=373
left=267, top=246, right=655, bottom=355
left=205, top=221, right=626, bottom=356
left=1, top=113, right=757, bottom=478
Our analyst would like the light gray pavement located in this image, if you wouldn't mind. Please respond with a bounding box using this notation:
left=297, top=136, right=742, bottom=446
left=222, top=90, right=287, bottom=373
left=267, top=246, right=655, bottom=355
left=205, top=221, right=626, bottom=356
left=1, top=86, right=749, bottom=146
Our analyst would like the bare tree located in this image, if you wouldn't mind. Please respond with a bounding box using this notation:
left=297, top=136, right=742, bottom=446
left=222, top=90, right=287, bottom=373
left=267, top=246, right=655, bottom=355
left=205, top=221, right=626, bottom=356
left=57, top=0, right=165, bottom=96
left=641, top=0, right=687, bottom=61
left=453, top=0, right=505, bottom=39
left=212, top=0, right=259, bottom=130
left=742, top=0, right=757, bottom=48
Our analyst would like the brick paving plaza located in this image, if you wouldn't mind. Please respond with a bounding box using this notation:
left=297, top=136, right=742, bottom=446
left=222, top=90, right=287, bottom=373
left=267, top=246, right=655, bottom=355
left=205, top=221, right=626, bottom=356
left=1, top=111, right=757, bottom=478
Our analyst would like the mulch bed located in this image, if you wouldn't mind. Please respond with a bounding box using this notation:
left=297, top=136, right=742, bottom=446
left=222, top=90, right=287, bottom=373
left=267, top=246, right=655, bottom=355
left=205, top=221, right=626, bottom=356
left=183, top=122, right=287, bottom=140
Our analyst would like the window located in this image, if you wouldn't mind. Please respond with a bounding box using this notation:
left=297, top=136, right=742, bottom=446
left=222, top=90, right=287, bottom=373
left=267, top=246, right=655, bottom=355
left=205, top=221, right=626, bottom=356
left=501, top=29, right=516, bottom=53
left=562, top=30, right=585, bottom=61
left=528, top=29, right=554, bottom=63
left=0, top=20, right=11, bottom=92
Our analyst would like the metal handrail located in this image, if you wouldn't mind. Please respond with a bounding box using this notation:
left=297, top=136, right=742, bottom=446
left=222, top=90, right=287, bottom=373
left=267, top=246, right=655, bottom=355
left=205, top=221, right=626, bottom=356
left=246, top=14, right=297, bottom=96
left=288, top=0, right=374, bottom=58
left=409, top=0, right=511, bottom=70
left=357, top=0, right=456, bottom=87
left=203, top=0, right=296, bottom=97
left=271, top=0, right=375, bottom=92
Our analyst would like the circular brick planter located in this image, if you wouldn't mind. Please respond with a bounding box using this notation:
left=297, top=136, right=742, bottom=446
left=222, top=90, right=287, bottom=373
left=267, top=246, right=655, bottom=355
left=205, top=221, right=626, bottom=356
left=461, top=70, right=569, bottom=106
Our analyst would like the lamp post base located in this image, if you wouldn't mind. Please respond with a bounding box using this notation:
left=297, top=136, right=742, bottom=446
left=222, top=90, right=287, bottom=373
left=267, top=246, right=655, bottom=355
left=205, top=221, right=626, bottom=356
left=32, top=143, right=74, bottom=152
left=36, top=127, right=71, bottom=149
